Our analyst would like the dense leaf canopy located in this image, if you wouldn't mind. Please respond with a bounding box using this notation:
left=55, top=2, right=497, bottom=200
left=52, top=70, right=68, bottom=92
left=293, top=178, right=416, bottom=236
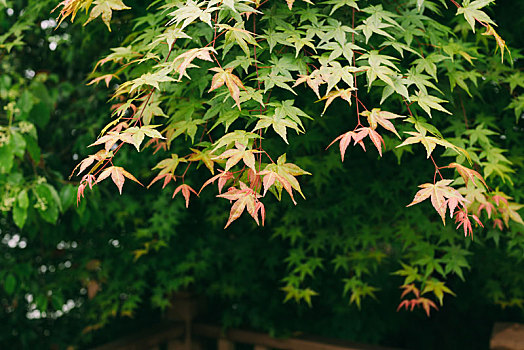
left=0, top=0, right=523, bottom=348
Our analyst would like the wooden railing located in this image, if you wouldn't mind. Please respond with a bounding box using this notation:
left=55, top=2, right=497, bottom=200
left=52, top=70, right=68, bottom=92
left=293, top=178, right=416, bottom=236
left=91, top=321, right=402, bottom=350
left=92, top=293, right=402, bottom=350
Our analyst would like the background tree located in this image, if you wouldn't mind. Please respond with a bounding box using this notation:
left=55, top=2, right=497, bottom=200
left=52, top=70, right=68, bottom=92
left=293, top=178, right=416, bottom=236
left=0, top=0, right=523, bottom=349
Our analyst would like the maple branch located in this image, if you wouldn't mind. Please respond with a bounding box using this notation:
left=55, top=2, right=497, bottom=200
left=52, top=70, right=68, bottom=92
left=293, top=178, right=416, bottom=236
left=430, top=155, right=444, bottom=182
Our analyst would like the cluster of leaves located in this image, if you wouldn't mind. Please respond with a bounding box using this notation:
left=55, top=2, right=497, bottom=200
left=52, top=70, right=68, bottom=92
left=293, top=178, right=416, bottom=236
left=1, top=0, right=524, bottom=348
left=57, top=0, right=523, bottom=310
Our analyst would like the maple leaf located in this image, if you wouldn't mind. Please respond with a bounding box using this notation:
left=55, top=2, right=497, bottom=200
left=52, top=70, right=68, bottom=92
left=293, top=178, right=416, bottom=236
left=188, top=148, right=215, bottom=174
left=211, top=130, right=261, bottom=152
left=327, top=131, right=365, bottom=162
left=353, top=127, right=385, bottom=156
left=318, top=88, right=355, bottom=116
left=417, top=297, right=438, bottom=317
left=148, top=154, right=187, bottom=188
left=477, top=201, right=495, bottom=218
left=293, top=72, right=323, bottom=99
left=442, top=162, right=488, bottom=188
left=208, top=67, right=246, bottom=109
left=482, top=24, right=510, bottom=62
left=263, top=154, right=311, bottom=202
left=53, top=0, right=87, bottom=26
left=71, top=150, right=112, bottom=177
left=454, top=208, right=483, bottom=238
left=252, top=112, right=303, bottom=144
left=122, top=125, right=165, bottom=151
left=87, top=74, right=118, bottom=88
left=257, top=169, right=295, bottom=204
left=218, top=23, right=259, bottom=57
left=89, top=126, right=164, bottom=152
left=421, top=280, right=455, bottom=306
left=77, top=183, right=86, bottom=205
left=396, top=130, right=464, bottom=159
left=199, top=170, right=235, bottom=194
left=214, top=142, right=261, bottom=172
left=407, top=179, right=467, bottom=224
left=166, top=0, right=217, bottom=29
left=400, top=284, right=420, bottom=299
left=360, top=108, right=405, bottom=138
left=217, top=181, right=263, bottom=228
left=170, top=47, right=216, bottom=81
left=411, top=90, right=452, bottom=117
left=84, top=0, right=131, bottom=32
left=77, top=174, right=96, bottom=205
left=285, top=0, right=313, bottom=10
left=397, top=295, right=438, bottom=316
left=172, top=184, right=198, bottom=208
left=456, top=0, right=495, bottom=33
left=96, top=166, right=142, bottom=194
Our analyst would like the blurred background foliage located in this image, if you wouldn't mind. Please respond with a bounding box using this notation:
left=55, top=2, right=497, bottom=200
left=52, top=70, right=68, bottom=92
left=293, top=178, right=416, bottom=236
left=0, top=0, right=523, bottom=349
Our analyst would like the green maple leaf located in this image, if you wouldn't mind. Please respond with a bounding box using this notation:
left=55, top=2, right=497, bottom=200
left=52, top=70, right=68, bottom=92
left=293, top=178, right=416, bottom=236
left=253, top=112, right=303, bottom=144
left=188, top=148, right=215, bottom=174
left=219, top=22, right=259, bottom=58
left=166, top=119, right=205, bottom=145
left=397, top=130, right=464, bottom=158
left=84, top=0, right=131, bottom=31
left=211, top=130, right=261, bottom=152
left=323, top=0, right=359, bottom=15
left=411, top=90, right=452, bottom=117
left=457, top=0, right=495, bottom=33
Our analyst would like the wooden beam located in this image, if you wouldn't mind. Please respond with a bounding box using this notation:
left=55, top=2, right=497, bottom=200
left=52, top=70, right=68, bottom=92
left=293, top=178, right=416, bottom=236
left=217, top=338, right=234, bottom=350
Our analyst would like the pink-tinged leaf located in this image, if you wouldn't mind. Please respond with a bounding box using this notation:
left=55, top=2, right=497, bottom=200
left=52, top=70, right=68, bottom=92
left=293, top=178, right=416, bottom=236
left=443, top=163, right=488, bottom=189
left=492, top=195, right=508, bottom=207
left=71, top=150, right=111, bottom=178
left=407, top=179, right=467, bottom=224
left=400, top=284, right=420, bottom=299
left=208, top=67, right=246, bottom=109
left=493, top=218, right=503, bottom=231
left=367, top=128, right=385, bottom=156
left=111, top=168, right=126, bottom=194
left=96, top=166, right=142, bottom=194
left=471, top=214, right=484, bottom=228
left=255, top=201, right=265, bottom=226
left=81, top=174, right=96, bottom=190
left=361, top=108, right=405, bottom=138
left=417, top=297, right=438, bottom=317
left=77, top=184, right=86, bottom=206
left=216, top=182, right=263, bottom=228
left=173, top=184, right=198, bottom=208
left=258, top=169, right=296, bottom=204
left=477, top=202, right=495, bottom=218
left=87, top=74, right=118, bottom=88
left=454, top=209, right=479, bottom=238
left=327, top=131, right=357, bottom=162
left=247, top=168, right=261, bottom=189
left=446, top=197, right=460, bottom=218
left=214, top=142, right=261, bottom=172
left=148, top=173, right=176, bottom=189
left=199, top=170, right=235, bottom=194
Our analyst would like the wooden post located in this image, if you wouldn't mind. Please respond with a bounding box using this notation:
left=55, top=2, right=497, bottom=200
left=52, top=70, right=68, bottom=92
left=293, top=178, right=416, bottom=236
left=217, top=338, right=234, bottom=350
left=254, top=346, right=269, bottom=350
